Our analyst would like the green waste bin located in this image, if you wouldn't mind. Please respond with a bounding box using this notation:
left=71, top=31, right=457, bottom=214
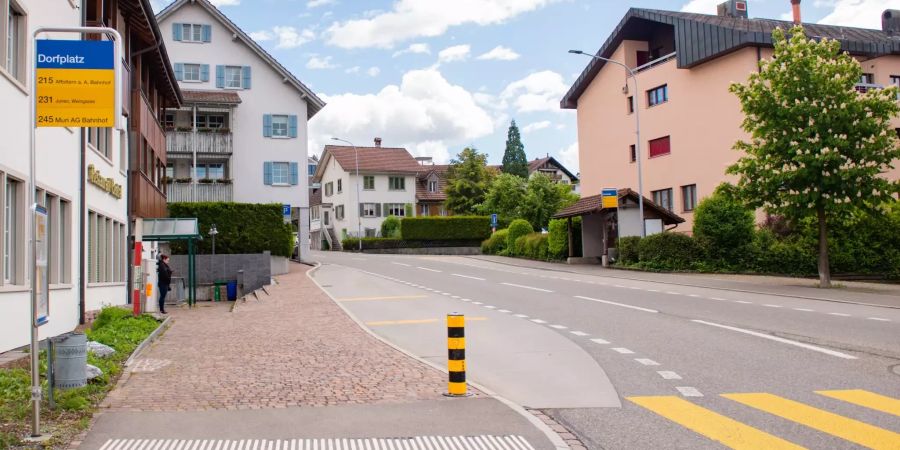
left=214, top=281, right=225, bottom=302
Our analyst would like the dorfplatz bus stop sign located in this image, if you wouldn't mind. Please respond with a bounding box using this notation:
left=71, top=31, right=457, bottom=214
left=35, top=40, right=115, bottom=128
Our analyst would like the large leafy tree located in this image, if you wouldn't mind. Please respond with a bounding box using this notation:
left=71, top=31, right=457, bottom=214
left=501, top=120, right=529, bottom=178
left=480, top=173, right=527, bottom=220
left=729, top=26, right=900, bottom=287
left=445, top=147, right=496, bottom=215
left=519, top=174, right=579, bottom=230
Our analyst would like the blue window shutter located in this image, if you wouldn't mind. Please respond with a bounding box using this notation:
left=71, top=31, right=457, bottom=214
left=215, top=65, right=224, bottom=88
left=174, top=63, right=184, bottom=81
left=242, top=66, right=252, bottom=89
left=290, top=163, right=299, bottom=185
left=173, top=23, right=183, bottom=41
left=200, top=65, right=209, bottom=82
left=288, top=115, right=298, bottom=138
left=202, top=25, right=212, bottom=42
left=263, top=114, right=273, bottom=137
left=263, top=162, right=273, bottom=185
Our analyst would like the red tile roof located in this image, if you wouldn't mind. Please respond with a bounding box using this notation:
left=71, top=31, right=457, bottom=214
left=416, top=165, right=450, bottom=202
left=322, top=145, right=422, bottom=174
left=181, top=89, right=242, bottom=105
left=553, top=188, right=684, bottom=224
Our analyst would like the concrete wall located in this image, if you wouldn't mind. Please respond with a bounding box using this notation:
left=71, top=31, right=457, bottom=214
left=169, top=252, right=271, bottom=298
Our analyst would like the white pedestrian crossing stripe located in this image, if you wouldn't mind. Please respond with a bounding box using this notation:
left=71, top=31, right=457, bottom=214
left=99, top=436, right=536, bottom=450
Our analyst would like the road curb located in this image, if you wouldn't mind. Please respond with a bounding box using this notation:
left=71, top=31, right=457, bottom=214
left=124, top=315, right=173, bottom=367
left=306, top=263, right=572, bottom=450
left=462, top=255, right=900, bottom=310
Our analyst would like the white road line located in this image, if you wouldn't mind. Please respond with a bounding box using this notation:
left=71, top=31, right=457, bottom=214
left=461, top=299, right=471, bottom=302
left=574, top=296, right=659, bottom=313
left=647, top=289, right=660, bottom=293
left=735, top=300, right=753, bottom=304
left=635, top=358, right=660, bottom=366
left=549, top=325, right=568, bottom=329
left=793, top=308, right=815, bottom=312
left=691, top=319, right=857, bottom=359
left=688, top=294, right=701, bottom=298
left=676, top=387, right=704, bottom=397
left=351, top=257, right=366, bottom=261
left=451, top=296, right=461, bottom=299
left=611, top=347, right=634, bottom=354
left=531, top=319, right=547, bottom=324
left=452, top=274, right=486, bottom=281
left=613, top=284, right=625, bottom=288
left=570, top=331, right=589, bottom=336
left=501, top=282, right=553, bottom=293
left=591, top=338, right=610, bottom=345
left=416, top=267, right=442, bottom=273
left=666, top=291, right=681, bottom=295
left=498, top=309, right=511, bottom=313
left=514, top=314, right=529, bottom=318
left=441, top=293, right=452, bottom=296
left=484, top=305, right=496, bottom=309
left=709, top=297, right=727, bottom=301
left=472, top=301, right=483, bottom=305
left=867, top=317, right=891, bottom=322
left=828, top=312, right=851, bottom=317
left=763, top=304, right=784, bottom=308
left=657, top=371, right=682, bottom=380
left=392, top=262, right=411, bottom=267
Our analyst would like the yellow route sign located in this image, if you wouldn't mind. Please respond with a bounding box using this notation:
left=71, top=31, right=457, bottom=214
left=35, top=40, right=115, bottom=128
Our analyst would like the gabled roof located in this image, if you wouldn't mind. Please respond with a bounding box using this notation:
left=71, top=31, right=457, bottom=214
left=562, top=8, right=900, bottom=109
left=314, top=145, right=422, bottom=180
left=416, top=165, right=450, bottom=202
left=157, top=0, right=325, bottom=118
left=528, top=156, right=579, bottom=182
left=553, top=188, right=684, bottom=224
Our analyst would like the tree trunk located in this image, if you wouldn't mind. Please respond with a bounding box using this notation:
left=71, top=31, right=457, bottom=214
left=817, top=205, right=831, bottom=288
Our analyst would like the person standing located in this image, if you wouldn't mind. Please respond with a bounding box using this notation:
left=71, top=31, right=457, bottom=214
left=157, top=255, right=173, bottom=314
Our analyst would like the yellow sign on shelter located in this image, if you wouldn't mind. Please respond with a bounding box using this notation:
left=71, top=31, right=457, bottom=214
left=35, top=40, right=115, bottom=128
left=601, top=188, right=618, bottom=209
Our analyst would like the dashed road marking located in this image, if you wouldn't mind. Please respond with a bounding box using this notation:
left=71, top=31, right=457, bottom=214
left=501, top=282, right=553, bottom=293
left=498, top=309, right=511, bottom=313
left=514, top=314, right=529, bottom=318
left=676, top=387, right=704, bottom=397
left=657, top=371, right=682, bottom=380
left=692, top=319, right=857, bottom=359
left=763, top=304, right=784, bottom=308
left=591, top=338, right=610, bottom=344
left=635, top=358, right=660, bottom=366
left=709, top=297, right=727, bottom=301
left=574, top=296, right=659, bottom=313
left=688, top=294, right=701, bottom=298
left=531, top=319, right=547, bottom=324
left=392, top=262, right=411, bottom=267
left=793, top=308, right=814, bottom=312
left=666, top=291, right=681, bottom=295
left=452, top=273, right=486, bottom=281
left=611, top=347, right=635, bottom=354
left=570, top=331, right=589, bottom=336
left=451, top=295, right=461, bottom=299
left=417, top=266, right=442, bottom=273
left=735, top=301, right=753, bottom=304
left=472, top=301, right=483, bottom=305
left=549, top=324, right=568, bottom=329
left=867, top=317, right=891, bottom=322
left=484, top=305, right=496, bottom=309
left=828, top=312, right=851, bottom=317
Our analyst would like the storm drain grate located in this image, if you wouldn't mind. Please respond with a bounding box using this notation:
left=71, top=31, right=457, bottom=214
left=99, top=436, right=536, bottom=450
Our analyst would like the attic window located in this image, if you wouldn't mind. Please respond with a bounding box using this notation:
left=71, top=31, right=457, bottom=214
left=428, top=180, right=438, bottom=192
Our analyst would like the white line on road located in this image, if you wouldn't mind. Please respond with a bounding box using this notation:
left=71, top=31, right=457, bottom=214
left=657, top=371, right=682, bottom=380
left=591, top=338, right=610, bottom=345
left=828, top=312, right=851, bottom=317
left=570, top=331, right=589, bottom=336
left=484, top=306, right=496, bottom=309
left=666, top=291, right=681, bottom=295
left=735, top=300, right=753, bottom=304
left=647, top=289, right=660, bottom=293
left=531, top=319, right=547, bottom=324
left=763, top=304, right=784, bottom=308
left=691, top=319, right=857, bottom=359
left=441, top=293, right=452, bottom=296
left=793, top=308, right=815, bottom=312
left=676, top=387, right=704, bottom=397
left=549, top=324, right=568, bottom=329
left=514, top=314, right=529, bottom=318
left=451, top=296, right=461, bottom=299
left=392, top=262, right=411, bottom=267
left=709, top=297, right=727, bottom=301
left=472, top=301, right=483, bottom=305
left=867, top=317, right=891, bottom=322
left=501, top=282, right=553, bottom=293
left=574, top=296, right=659, bottom=313
left=452, top=274, right=486, bottom=281
left=417, top=267, right=442, bottom=273
left=611, top=347, right=635, bottom=354
left=688, top=294, right=701, bottom=298
left=635, top=358, right=660, bottom=366
left=351, top=257, right=366, bottom=261
left=498, top=309, right=511, bottom=313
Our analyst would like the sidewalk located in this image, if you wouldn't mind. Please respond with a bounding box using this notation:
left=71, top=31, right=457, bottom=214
left=76, top=264, right=555, bottom=449
left=464, top=255, right=900, bottom=309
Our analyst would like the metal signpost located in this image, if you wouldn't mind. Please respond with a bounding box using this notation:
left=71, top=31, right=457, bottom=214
left=491, top=214, right=498, bottom=233
left=27, top=27, right=122, bottom=441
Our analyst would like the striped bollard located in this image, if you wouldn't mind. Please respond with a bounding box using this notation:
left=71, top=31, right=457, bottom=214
left=445, top=313, right=472, bottom=397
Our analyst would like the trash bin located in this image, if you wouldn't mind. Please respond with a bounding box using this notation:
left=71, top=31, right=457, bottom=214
left=214, top=281, right=225, bottom=302
left=226, top=280, right=238, bottom=301
left=51, top=332, right=87, bottom=389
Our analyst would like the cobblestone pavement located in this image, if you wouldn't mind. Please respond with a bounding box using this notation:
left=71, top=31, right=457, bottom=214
left=102, top=264, right=458, bottom=412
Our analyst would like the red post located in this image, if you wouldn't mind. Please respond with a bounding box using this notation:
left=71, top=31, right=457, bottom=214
left=133, top=241, right=142, bottom=316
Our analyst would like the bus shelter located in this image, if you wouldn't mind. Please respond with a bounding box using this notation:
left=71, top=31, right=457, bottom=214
left=141, top=218, right=201, bottom=306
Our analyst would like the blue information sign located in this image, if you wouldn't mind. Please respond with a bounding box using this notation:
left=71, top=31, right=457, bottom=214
left=36, top=40, right=114, bottom=69
left=490, top=214, right=498, bottom=227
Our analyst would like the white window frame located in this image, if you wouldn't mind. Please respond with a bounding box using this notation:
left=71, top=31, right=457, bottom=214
left=363, top=175, right=375, bottom=190
left=337, top=178, right=342, bottom=194
left=271, top=115, right=289, bottom=137
left=224, top=65, right=242, bottom=89
left=389, top=176, right=405, bottom=191
left=87, top=210, right=125, bottom=284
left=387, top=203, right=406, bottom=217
left=182, top=63, right=201, bottom=82
left=682, top=184, right=697, bottom=212
left=182, top=23, right=203, bottom=43
left=652, top=188, right=674, bottom=212
left=87, top=127, right=113, bottom=160
left=324, top=181, right=333, bottom=197
left=335, top=205, right=345, bottom=220
left=3, top=175, right=21, bottom=284
left=2, top=1, right=25, bottom=85
left=271, top=161, right=290, bottom=185
left=428, top=180, right=437, bottom=192
left=362, top=203, right=377, bottom=218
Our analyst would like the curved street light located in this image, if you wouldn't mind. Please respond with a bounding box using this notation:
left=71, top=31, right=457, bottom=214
left=568, top=50, right=646, bottom=237
left=331, top=137, right=363, bottom=251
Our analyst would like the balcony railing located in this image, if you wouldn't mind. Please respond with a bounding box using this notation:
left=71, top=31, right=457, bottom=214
left=635, top=52, right=677, bottom=74
left=166, top=181, right=233, bottom=203
left=134, top=90, right=166, bottom=155
left=167, top=131, right=234, bottom=155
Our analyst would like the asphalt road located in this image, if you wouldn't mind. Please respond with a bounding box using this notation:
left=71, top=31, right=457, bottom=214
left=310, top=251, right=900, bottom=450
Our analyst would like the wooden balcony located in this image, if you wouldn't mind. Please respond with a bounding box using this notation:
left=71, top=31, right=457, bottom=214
left=130, top=173, right=167, bottom=219
left=133, top=89, right=167, bottom=161
left=166, top=182, right=233, bottom=203
left=167, top=131, right=233, bottom=155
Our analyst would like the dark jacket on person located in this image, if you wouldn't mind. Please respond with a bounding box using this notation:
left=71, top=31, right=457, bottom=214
left=158, top=260, right=173, bottom=286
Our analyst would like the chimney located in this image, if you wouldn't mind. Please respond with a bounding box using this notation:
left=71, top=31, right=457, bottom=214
left=374, top=137, right=382, bottom=148
left=791, top=0, right=802, bottom=25
left=883, top=10, right=900, bottom=34
left=717, top=0, right=748, bottom=19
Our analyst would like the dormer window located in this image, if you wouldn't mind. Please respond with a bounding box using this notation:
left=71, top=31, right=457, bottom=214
left=428, top=180, right=438, bottom=192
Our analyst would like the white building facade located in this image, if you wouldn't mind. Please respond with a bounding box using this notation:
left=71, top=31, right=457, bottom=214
left=157, top=0, right=324, bottom=260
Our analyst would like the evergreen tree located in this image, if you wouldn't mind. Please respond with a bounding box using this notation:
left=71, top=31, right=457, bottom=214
left=501, top=120, right=529, bottom=178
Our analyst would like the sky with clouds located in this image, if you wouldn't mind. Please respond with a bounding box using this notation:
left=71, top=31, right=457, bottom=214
left=153, top=0, right=900, bottom=172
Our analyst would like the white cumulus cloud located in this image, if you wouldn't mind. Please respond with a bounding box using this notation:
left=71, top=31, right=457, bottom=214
left=308, top=69, right=494, bottom=164
left=307, top=0, right=335, bottom=7
left=392, top=43, right=431, bottom=57
left=559, top=142, right=579, bottom=173
left=680, top=0, right=720, bottom=13
left=307, top=55, right=338, bottom=69
left=256, top=26, right=315, bottom=49
left=477, top=45, right=520, bottom=61
left=325, top=0, right=559, bottom=49
left=521, top=121, right=551, bottom=134
left=501, top=70, right=570, bottom=113
left=818, top=0, right=898, bottom=29
left=249, top=30, right=274, bottom=42
left=438, top=45, right=471, bottom=63
left=367, top=67, right=381, bottom=77
left=210, top=0, right=239, bottom=6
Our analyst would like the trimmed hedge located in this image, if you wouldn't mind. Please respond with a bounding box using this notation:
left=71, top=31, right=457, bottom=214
left=617, top=236, right=641, bottom=264
left=167, top=202, right=293, bottom=257
left=481, top=229, right=509, bottom=255
left=342, top=237, right=483, bottom=251
left=519, top=233, right=550, bottom=260
left=693, top=190, right=755, bottom=268
left=400, top=216, right=491, bottom=241
left=507, top=219, right=533, bottom=254
left=381, top=215, right=402, bottom=238
left=637, top=232, right=703, bottom=271
left=547, top=218, right=582, bottom=260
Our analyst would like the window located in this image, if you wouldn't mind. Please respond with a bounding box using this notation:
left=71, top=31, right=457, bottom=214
left=859, top=73, right=874, bottom=84
left=198, top=163, right=224, bottom=180
left=363, top=175, right=375, bottom=190
left=891, top=76, right=900, bottom=100
left=194, top=113, right=226, bottom=129
left=335, top=205, right=345, bottom=220
left=627, top=96, right=634, bottom=114
left=87, top=211, right=126, bottom=284
left=652, top=188, right=674, bottom=212
left=271, top=162, right=290, bottom=185
left=428, top=180, right=438, bottom=192
left=389, top=176, right=405, bottom=191
left=183, top=63, right=201, bottom=82
left=163, top=113, right=176, bottom=129
left=271, top=115, right=289, bottom=137
left=365, top=228, right=376, bottom=238
left=308, top=164, right=317, bottom=176
left=647, top=85, right=668, bottom=107
left=324, top=182, right=333, bottom=197
left=56, top=199, right=70, bottom=284
left=420, top=204, right=430, bottom=216
left=3, top=176, right=20, bottom=284
left=362, top=203, right=377, bottom=218
left=337, top=179, right=342, bottom=194
left=87, top=127, right=112, bottom=159
left=386, top=203, right=406, bottom=217
left=182, top=23, right=203, bottom=42
left=629, top=144, right=636, bottom=163
left=225, top=65, right=242, bottom=89
left=165, top=164, right=174, bottom=179
left=648, top=136, right=671, bottom=158
left=682, top=184, right=697, bottom=212
left=3, top=2, right=24, bottom=82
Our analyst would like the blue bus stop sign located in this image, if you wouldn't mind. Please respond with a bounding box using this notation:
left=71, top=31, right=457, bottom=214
left=491, top=214, right=498, bottom=227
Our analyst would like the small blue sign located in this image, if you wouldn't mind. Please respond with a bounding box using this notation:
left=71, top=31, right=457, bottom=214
left=36, top=40, right=114, bottom=69
left=601, top=188, right=617, bottom=197
left=283, top=204, right=291, bottom=216
left=490, top=214, right=498, bottom=227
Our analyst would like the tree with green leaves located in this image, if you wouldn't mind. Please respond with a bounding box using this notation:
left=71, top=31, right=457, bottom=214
left=728, top=26, right=900, bottom=287
left=519, top=174, right=579, bottom=230
left=445, top=147, right=496, bottom=215
left=501, top=120, right=529, bottom=178
left=480, top=173, right=527, bottom=220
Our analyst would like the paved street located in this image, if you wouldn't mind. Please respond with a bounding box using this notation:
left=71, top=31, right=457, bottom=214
left=311, top=251, right=900, bottom=450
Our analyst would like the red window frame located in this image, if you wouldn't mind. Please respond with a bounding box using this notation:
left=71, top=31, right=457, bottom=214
left=648, top=136, right=671, bottom=158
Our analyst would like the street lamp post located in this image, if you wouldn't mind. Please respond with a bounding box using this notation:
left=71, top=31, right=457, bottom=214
left=331, top=138, right=363, bottom=251
left=209, top=224, right=218, bottom=255
left=568, top=50, right=645, bottom=237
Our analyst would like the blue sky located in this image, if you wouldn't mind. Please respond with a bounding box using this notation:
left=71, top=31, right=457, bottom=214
left=154, top=0, right=900, bottom=172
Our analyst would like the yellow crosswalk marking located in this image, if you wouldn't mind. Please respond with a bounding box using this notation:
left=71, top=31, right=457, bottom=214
left=723, top=393, right=900, bottom=450
left=627, top=396, right=804, bottom=450
left=816, top=389, right=900, bottom=418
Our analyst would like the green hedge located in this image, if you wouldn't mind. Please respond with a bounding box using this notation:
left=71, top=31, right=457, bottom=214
left=547, top=218, right=582, bottom=260
left=693, top=188, right=755, bottom=268
left=400, top=216, right=492, bottom=241
left=482, top=229, right=509, bottom=255
left=637, top=232, right=703, bottom=271
left=617, top=236, right=641, bottom=264
left=519, top=233, right=550, bottom=260
left=507, top=219, right=533, bottom=254
left=167, top=203, right=293, bottom=257
left=342, top=237, right=483, bottom=251
left=381, top=215, right=402, bottom=238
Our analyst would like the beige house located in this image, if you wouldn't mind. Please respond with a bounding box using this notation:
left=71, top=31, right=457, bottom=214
left=562, top=1, right=900, bottom=240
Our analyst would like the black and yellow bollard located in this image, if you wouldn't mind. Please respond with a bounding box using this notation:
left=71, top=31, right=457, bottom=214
left=445, top=313, right=472, bottom=397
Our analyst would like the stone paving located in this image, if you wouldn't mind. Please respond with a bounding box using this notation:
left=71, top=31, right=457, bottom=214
left=102, top=263, right=457, bottom=412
